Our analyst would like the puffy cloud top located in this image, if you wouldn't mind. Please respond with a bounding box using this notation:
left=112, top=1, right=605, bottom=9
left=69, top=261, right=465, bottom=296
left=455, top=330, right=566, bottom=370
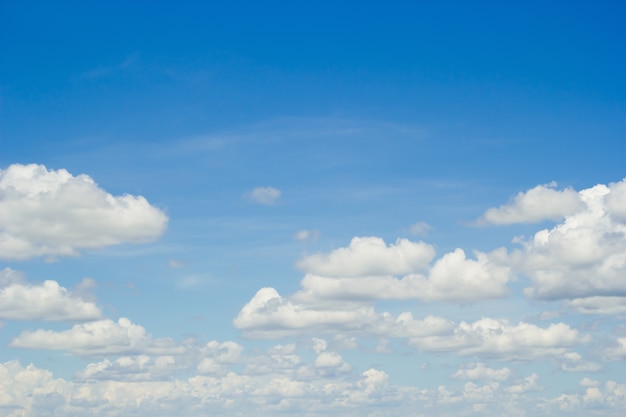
left=0, top=272, right=102, bottom=321
left=0, top=164, right=168, bottom=260
left=478, top=182, right=585, bottom=225
left=296, top=237, right=435, bottom=277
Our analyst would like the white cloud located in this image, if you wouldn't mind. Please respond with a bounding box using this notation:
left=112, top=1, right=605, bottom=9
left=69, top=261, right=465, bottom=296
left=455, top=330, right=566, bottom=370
left=410, top=318, right=587, bottom=361
left=512, top=180, right=626, bottom=302
left=505, top=373, right=541, bottom=394
left=565, top=296, right=626, bottom=315
left=602, top=337, right=626, bottom=361
left=247, top=186, right=281, bottom=205
left=0, top=164, right=168, bottom=260
left=76, top=355, right=182, bottom=382
left=296, top=236, right=435, bottom=277
left=10, top=318, right=184, bottom=356
left=0, top=268, right=102, bottom=320
left=291, top=237, right=511, bottom=303
left=606, top=178, right=626, bottom=222
left=415, top=248, right=511, bottom=302
left=296, top=247, right=510, bottom=303
left=2, top=356, right=625, bottom=417
left=452, top=362, right=512, bottom=381
left=478, top=182, right=584, bottom=225
left=294, top=229, right=320, bottom=241
left=197, top=341, right=245, bottom=374
left=580, top=377, right=600, bottom=387
left=408, top=221, right=432, bottom=236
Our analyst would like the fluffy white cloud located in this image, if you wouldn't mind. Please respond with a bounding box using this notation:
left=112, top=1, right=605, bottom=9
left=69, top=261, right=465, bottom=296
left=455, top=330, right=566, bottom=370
left=452, top=362, right=512, bottom=381
left=292, top=238, right=512, bottom=303
left=415, top=248, right=511, bottom=302
left=247, top=186, right=281, bottom=205
left=10, top=318, right=184, bottom=356
left=0, top=277, right=102, bottom=321
left=3, top=356, right=625, bottom=417
left=197, top=341, right=245, bottom=374
left=511, top=180, right=626, bottom=303
left=296, top=237, right=435, bottom=277
left=0, top=164, right=168, bottom=260
left=296, top=248, right=510, bottom=303
left=233, top=287, right=456, bottom=340
left=478, top=182, right=585, bottom=225
left=410, top=318, right=588, bottom=361
left=76, top=355, right=182, bottom=382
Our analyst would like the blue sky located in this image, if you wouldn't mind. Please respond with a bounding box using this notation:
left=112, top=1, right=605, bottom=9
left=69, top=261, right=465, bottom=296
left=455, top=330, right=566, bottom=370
left=2, top=1, right=626, bottom=416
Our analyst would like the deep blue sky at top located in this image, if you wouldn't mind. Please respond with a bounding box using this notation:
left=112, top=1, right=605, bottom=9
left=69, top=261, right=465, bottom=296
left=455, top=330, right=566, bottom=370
left=2, top=1, right=625, bottom=192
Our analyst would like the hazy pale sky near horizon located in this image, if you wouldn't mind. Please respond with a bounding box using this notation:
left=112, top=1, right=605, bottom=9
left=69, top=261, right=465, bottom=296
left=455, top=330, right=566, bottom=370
left=1, top=1, right=626, bottom=416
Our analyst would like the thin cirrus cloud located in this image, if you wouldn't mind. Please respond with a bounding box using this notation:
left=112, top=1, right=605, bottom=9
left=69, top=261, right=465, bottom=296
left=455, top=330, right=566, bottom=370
left=0, top=163, right=168, bottom=261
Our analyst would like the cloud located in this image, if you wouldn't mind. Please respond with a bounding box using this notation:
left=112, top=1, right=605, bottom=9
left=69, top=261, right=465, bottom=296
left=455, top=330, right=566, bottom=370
left=247, top=186, right=281, bottom=205
left=233, top=288, right=586, bottom=363
left=76, top=355, right=183, bottom=382
left=233, top=287, right=454, bottom=339
left=291, top=237, right=512, bottom=303
left=409, top=318, right=588, bottom=361
left=477, top=182, right=585, bottom=225
left=565, top=296, right=626, bottom=315
left=296, top=237, right=435, bottom=277
left=0, top=164, right=168, bottom=260
left=510, top=180, right=626, bottom=303
left=452, top=363, right=512, bottom=381
left=602, top=337, right=626, bottom=361
left=0, top=268, right=101, bottom=321
left=296, top=247, right=510, bottom=303
left=10, top=318, right=184, bottom=356
left=294, top=229, right=320, bottom=241
left=408, top=221, right=432, bottom=236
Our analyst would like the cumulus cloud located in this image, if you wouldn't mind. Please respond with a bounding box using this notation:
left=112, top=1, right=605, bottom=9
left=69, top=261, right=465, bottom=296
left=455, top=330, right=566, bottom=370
left=0, top=268, right=101, bottom=321
left=10, top=318, right=184, bottom=356
left=452, top=362, right=511, bottom=381
left=296, top=237, right=435, bottom=277
left=510, top=180, right=626, bottom=304
left=410, top=318, right=588, bottom=361
left=234, top=287, right=586, bottom=363
left=76, top=355, right=182, bottom=382
left=247, top=186, right=281, bottom=205
left=292, top=237, right=512, bottom=304
left=478, top=182, right=585, bottom=225
left=2, top=357, right=624, bottom=417
left=0, top=163, right=168, bottom=260
left=233, top=287, right=454, bottom=339
left=295, top=248, right=510, bottom=303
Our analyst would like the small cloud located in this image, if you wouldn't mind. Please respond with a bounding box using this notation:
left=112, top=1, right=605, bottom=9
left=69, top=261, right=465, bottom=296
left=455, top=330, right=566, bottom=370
left=294, top=229, right=320, bottom=241
left=408, top=221, right=432, bottom=236
left=169, top=259, right=185, bottom=269
left=247, top=186, right=282, bottom=206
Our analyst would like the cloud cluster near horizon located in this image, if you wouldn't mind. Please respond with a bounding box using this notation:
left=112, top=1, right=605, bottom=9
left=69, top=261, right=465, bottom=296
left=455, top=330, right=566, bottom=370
left=3, top=164, right=626, bottom=416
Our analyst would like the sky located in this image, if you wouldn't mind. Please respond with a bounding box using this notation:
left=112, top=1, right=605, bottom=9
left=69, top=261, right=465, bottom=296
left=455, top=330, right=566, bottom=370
left=1, top=1, right=626, bottom=416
